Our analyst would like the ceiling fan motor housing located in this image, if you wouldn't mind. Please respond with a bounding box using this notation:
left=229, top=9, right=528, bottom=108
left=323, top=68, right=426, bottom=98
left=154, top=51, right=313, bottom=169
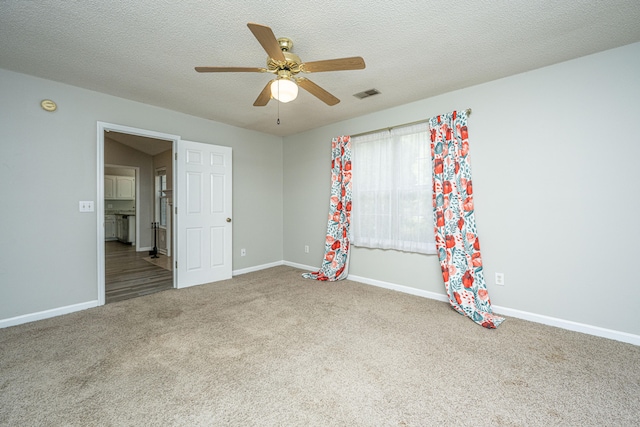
left=267, top=50, right=302, bottom=74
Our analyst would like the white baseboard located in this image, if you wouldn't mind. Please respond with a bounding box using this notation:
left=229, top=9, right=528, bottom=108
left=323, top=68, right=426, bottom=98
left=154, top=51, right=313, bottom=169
left=284, top=263, right=449, bottom=303
left=490, top=305, right=640, bottom=346
left=4, top=263, right=638, bottom=346
left=233, top=260, right=285, bottom=276
left=348, top=274, right=450, bottom=303
left=282, top=260, right=318, bottom=272
left=2, top=261, right=292, bottom=328
left=346, top=273, right=639, bottom=346
left=0, top=300, right=98, bottom=329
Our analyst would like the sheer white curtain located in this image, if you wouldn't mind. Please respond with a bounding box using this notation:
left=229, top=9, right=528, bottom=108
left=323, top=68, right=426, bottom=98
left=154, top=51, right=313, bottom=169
left=351, top=122, right=436, bottom=255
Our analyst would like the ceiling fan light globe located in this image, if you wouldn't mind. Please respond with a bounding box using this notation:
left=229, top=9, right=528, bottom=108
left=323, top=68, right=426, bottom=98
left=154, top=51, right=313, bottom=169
left=271, top=78, right=298, bottom=103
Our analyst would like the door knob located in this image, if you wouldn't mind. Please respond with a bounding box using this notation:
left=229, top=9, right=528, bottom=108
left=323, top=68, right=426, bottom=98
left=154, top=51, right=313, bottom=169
left=226, top=218, right=232, bottom=223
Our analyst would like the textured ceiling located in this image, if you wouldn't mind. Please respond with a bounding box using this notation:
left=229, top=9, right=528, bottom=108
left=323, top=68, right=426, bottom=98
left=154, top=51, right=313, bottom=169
left=106, top=131, right=173, bottom=156
left=2, top=1, right=640, bottom=137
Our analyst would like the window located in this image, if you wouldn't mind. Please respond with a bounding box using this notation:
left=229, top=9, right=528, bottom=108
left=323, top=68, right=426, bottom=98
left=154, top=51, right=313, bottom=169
left=155, top=168, right=168, bottom=227
left=351, top=122, right=436, bottom=254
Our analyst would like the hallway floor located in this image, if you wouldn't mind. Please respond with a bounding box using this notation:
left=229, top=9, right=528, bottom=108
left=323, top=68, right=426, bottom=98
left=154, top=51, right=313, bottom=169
left=105, top=241, right=173, bottom=303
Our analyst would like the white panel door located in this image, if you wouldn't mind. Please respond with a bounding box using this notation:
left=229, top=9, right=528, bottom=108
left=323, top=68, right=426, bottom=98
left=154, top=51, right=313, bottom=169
left=176, top=140, right=232, bottom=288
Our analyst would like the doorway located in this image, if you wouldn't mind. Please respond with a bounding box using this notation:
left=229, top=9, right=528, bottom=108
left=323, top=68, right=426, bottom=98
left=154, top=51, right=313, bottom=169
left=97, top=123, right=179, bottom=305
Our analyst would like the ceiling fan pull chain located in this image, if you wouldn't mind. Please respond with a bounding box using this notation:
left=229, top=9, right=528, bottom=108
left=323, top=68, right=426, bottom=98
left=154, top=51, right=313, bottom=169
left=277, top=91, right=281, bottom=125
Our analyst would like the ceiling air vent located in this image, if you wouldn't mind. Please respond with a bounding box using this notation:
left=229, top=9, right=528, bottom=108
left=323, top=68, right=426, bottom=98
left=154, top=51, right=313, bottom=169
left=353, top=89, right=381, bottom=99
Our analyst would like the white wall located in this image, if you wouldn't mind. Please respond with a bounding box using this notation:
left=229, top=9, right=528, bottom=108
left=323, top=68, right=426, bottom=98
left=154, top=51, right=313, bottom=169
left=283, top=42, right=640, bottom=337
left=0, top=68, right=283, bottom=320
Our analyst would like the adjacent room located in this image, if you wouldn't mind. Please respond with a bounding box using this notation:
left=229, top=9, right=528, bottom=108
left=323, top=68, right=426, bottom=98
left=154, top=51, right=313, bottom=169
left=1, top=1, right=639, bottom=425
left=103, top=131, right=174, bottom=303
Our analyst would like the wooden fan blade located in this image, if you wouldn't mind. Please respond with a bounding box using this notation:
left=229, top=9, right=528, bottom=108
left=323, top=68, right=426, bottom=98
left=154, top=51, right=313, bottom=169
left=253, top=80, right=274, bottom=106
left=302, top=57, right=366, bottom=73
left=247, top=23, right=286, bottom=62
left=195, top=66, right=267, bottom=73
left=297, top=78, right=340, bottom=106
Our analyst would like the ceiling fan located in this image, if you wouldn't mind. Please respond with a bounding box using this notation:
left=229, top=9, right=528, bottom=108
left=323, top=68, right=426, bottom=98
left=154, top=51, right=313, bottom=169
left=195, top=23, right=366, bottom=107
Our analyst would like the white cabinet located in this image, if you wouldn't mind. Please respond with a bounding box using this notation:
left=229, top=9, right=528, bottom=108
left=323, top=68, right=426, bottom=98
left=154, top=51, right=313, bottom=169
left=116, top=176, right=135, bottom=199
left=104, top=175, right=116, bottom=199
left=105, top=175, right=135, bottom=200
left=105, top=215, right=116, bottom=241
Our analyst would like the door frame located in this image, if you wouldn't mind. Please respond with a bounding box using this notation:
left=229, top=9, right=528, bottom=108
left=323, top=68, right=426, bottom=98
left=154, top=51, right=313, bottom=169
left=96, top=122, right=180, bottom=306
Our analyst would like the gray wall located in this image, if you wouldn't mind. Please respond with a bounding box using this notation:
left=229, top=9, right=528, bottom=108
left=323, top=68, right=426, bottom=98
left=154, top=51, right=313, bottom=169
left=2, top=42, right=639, bottom=339
left=283, top=42, right=640, bottom=336
left=0, top=68, right=283, bottom=320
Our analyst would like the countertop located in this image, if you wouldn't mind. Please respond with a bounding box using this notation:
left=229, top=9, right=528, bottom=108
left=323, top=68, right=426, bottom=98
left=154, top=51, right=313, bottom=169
left=105, top=211, right=135, bottom=216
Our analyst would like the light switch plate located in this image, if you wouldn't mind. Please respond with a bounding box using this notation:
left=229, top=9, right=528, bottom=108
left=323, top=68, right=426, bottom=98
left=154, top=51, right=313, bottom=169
left=79, top=201, right=94, bottom=212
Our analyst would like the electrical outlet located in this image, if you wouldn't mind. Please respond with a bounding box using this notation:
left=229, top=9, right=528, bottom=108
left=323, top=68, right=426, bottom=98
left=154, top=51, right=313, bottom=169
left=495, top=273, right=505, bottom=286
left=304, top=245, right=309, bottom=253
left=240, top=248, right=246, bottom=256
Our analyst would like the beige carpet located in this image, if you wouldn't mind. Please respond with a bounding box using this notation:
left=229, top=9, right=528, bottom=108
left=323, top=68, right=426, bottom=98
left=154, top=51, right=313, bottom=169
left=1, top=266, right=638, bottom=426
left=143, top=254, right=172, bottom=271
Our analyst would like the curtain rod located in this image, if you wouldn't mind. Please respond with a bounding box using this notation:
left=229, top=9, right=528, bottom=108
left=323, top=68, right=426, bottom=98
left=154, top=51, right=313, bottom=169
left=351, top=108, right=472, bottom=138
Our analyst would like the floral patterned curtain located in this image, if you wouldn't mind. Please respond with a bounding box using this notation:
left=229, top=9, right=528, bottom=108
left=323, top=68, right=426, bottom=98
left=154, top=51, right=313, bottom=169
left=303, top=136, right=352, bottom=281
left=430, top=110, right=504, bottom=328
